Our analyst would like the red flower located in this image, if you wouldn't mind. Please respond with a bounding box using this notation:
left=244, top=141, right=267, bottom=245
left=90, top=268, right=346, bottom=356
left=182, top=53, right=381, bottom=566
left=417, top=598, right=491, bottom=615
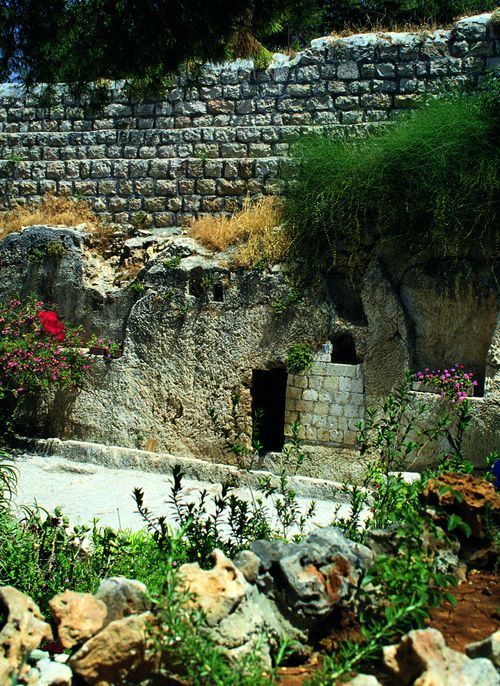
left=38, top=310, right=65, bottom=342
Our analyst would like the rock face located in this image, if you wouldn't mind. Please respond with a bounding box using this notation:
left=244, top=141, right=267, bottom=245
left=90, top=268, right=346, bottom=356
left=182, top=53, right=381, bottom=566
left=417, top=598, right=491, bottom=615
left=249, top=527, right=374, bottom=630
left=180, top=550, right=247, bottom=627
left=0, top=586, right=52, bottom=685
left=0, top=224, right=498, bottom=476
left=466, top=631, right=500, bottom=669
left=383, top=627, right=499, bottom=686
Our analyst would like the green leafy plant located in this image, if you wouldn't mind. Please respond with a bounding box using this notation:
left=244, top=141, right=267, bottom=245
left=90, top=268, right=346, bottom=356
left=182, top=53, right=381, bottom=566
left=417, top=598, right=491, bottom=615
left=131, top=280, right=146, bottom=294
left=0, top=451, right=17, bottom=513
left=311, top=519, right=458, bottom=684
left=46, top=240, right=66, bottom=259
left=286, top=342, right=314, bottom=374
left=163, top=256, right=182, bottom=269
left=333, top=369, right=475, bottom=539
left=285, top=90, right=499, bottom=272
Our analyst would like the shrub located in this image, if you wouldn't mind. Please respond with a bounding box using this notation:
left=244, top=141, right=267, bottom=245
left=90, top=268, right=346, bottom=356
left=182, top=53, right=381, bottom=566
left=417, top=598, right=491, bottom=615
left=284, top=89, right=499, bottom=272
left=0, top=297, right=91, bottom=431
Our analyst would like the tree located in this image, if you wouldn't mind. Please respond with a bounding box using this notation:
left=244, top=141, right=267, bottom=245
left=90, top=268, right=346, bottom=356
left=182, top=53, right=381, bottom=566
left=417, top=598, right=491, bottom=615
left=0, top=0, right=320, bottom=85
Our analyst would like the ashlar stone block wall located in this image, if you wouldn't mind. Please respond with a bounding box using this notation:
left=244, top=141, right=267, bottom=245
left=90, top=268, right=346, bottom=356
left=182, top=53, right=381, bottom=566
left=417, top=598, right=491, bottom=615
left=285, top=343, right=365, bottom=447
left=0, top=13, right=497, bottom=228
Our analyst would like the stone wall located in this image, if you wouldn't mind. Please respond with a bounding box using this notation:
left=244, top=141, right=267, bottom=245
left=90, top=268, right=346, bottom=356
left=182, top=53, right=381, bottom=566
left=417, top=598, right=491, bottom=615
left=0, top=13, right=497, bottom=228
left=285, top=345, right=364, bottom=446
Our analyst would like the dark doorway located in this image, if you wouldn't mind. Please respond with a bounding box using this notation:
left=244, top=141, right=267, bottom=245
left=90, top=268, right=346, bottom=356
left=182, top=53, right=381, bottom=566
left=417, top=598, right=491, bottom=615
left=251, top=368, right=287, bottom=452
left=331, top=332, right=358, bottom=364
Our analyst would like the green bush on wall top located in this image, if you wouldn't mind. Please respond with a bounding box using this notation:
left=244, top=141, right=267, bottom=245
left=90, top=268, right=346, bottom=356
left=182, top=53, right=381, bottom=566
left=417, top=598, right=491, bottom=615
left=283, top=78, right=500, bottom=272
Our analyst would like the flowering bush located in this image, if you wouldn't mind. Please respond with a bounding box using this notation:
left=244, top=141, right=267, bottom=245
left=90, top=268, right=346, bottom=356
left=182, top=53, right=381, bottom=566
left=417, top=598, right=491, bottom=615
left=0, top=297, right=90, bottom=402
left=414, top=365, right=478, bottom=403
left=87, top=335, right=123, bottom=359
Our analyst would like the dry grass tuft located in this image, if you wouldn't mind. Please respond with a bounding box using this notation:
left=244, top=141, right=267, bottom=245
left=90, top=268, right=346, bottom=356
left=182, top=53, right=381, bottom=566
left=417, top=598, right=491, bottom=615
left=189, top=196, right=289, bottom=268
left=0, top=193, right=114, bottom=247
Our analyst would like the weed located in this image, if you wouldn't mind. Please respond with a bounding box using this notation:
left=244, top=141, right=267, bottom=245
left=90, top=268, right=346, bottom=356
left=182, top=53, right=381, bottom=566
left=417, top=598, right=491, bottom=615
left=0, top=451, right=17, bottom=513
left=287, top=342, right=314, bottom=374
left=163, top=255, right=182, bottom=269
left=131, top=280, right=146, bottom=294
left=0, top=193, right=113, bottom=248
left=189, top=196, right=288, bottom=268
left=130, top=211, right=152, bottom=233
left=27, top=248, right=45, bottom=265
left=46, top=241, right=66, bottom=259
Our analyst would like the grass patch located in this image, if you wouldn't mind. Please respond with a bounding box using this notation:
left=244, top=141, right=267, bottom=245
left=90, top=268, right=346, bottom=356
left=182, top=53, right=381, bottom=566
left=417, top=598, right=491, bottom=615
left=283, top=86, right=499, bottom=272
left=189, top=196, right=288, bottom=269
left=0, top=193, right=114, bottom=247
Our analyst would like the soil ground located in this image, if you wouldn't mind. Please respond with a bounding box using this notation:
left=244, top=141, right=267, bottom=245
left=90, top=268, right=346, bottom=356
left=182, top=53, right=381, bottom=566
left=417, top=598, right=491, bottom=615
left=276, top=570, right=499, bottom=685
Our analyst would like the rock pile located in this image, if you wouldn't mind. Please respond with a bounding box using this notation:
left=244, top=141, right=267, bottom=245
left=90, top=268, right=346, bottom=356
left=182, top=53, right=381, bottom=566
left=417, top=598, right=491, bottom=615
left=0, top=526, right=498, bottom=685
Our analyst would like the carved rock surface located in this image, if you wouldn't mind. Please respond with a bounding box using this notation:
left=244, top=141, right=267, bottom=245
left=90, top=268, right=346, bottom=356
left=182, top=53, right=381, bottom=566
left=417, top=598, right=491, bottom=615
left=250, top=527, right=374, bottom=630
left=383, top=627, right=499, bottom=686
left=49, top=590, right=108, bottom=648
left=0, top=586, right=52, bottom=685
left=69, top=612, right=158, bottom=686
left=179, top=549, right=246, bottom=627
left=95, top=576, right=150, bottom=625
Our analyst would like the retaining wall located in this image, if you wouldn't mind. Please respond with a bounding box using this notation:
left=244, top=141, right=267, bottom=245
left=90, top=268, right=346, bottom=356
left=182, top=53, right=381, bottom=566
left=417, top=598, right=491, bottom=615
left=0, top=13, right=497, bottom=228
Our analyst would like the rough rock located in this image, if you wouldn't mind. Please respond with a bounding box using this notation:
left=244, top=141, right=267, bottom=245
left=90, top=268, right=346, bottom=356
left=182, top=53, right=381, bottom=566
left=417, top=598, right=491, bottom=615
left=233, top=549, right=261, bottom=584
left=49, top=590, right=108, bottom=648
left=250, top=527, right=373, bottom=630
left=95, top=576, right=150, bottom=625
left=422, top=473, right=500, bottom=537
left=179, top=550, right=247, bottom=627
left=466, top=630, right=500, bottom=669
left=0, top=586, right=52, bottom=685
left=383, top=627, right=499, bottom=686
left=69, top=612, right=159, bottom=686
left=35, top=658, right=72, bottom=686
left=421, top=473, right=500, bottom=568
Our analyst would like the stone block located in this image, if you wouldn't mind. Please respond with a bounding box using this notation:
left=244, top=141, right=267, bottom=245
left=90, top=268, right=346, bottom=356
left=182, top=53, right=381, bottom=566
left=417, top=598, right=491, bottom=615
left=291, top=374, right=308, bottom=388
left=337, top=61, right=359, bottom=79
left=323, top=377, right=340, bottom=392
left=286, top=386, right=303, bottom=402
left=295, top=399, right=314, bottom=413
left=341, top=111, right=363, bottom=124
left=302, top=389, right=319, bottom=402
left=314, top=402, right=330, bottom=416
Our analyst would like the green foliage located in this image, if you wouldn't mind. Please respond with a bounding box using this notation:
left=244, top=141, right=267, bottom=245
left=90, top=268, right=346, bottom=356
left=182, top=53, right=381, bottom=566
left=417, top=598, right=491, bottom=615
left=287, top=342, right=314, bottom=374
left=333, top=369, right=477, bottom=538
left=311, top=520, right=458, bottom=684
left=0, top=0, right=320, bottom=86
left=163, top=255, right=182, bottom=269
left=151, top=530, right=290, bottom=685
left=46, top=240, right=66, bottom=259
left=0, top=451, right=16, bottom=513
left=284, top=90, right=499, bottom=272
left=0, top=502, right=175, bottom=613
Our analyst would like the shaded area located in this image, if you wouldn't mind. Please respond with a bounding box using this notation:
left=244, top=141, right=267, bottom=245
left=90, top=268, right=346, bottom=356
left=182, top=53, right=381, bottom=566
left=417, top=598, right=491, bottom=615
left=251, top=368, right=287, bottom=452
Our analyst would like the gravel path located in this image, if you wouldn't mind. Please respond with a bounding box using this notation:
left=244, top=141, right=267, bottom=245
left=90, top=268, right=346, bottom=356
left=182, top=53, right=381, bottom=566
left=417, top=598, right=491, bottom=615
left=12, top=453, right=354, bottom=533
